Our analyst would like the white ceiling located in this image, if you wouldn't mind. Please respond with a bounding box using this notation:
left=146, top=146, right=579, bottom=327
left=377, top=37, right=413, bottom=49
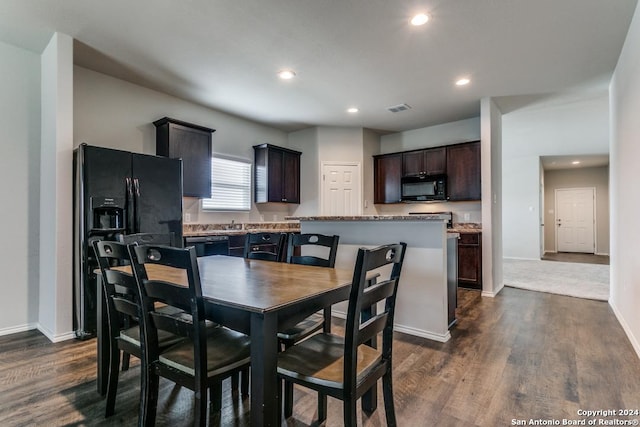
left=0, top=0, right=637, bottom=133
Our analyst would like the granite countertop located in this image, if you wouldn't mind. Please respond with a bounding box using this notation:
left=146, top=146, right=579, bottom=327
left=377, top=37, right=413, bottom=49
left=285, top=214, right=451, bottom=221
left=450, top=223, right=482, bottom=234
left=183, top=221, right=300, bottom=237
left=183, top=218, right=482, bottom=238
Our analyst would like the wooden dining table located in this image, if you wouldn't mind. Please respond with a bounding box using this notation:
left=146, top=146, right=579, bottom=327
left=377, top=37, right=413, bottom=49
left=96, top=255, right=354, bottom=426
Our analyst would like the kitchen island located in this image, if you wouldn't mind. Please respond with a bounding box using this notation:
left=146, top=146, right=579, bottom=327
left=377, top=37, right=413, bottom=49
left=286, top=215, right=457, bottom=342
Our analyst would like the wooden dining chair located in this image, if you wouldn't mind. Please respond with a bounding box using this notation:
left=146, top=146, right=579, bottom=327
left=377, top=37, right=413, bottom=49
left=277, top=242, right=407, bottom=426
left=93, top=240, right=185, bottom=420
left=129, top=244, right=251, bottom=427
left=285, top=233, right=340, bottom=268
left=243, top=232, right=286, bottom=261
left=280, top=234, right=341, bottom=345
left=113, top=232, right=176, bottom=372
left=279, top=233, right=340, bottom=416
left=118, top=232, right=176, bottom=247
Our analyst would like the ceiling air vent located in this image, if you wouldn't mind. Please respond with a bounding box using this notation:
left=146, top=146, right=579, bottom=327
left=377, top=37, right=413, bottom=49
left=386, top=103, right=412, bottom=113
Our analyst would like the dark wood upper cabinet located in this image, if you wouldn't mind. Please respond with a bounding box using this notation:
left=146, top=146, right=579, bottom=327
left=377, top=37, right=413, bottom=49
left=446, top=141, right=481, bottom=201
left=373, top=153, right=402, bottom=204
left=402, top=147, right=446, bottom=176
left=154, top=117, right=214, bottom=198
left=254, top=144, right=301, bottom=204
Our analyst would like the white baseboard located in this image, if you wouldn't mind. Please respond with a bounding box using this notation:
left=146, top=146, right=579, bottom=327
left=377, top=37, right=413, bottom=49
left=595, top=252, right=610, bottom=256
left=332, top=310, right=451, bottom=343
left=36, top=324, right=76, bottom=343
left=503, top=256, right=540, bottom=261
left=392, top=324, right=451, bottom=342
left=481, top=282, right=504, bottom=298
left=609, top=300, right=640, bottom=360
left=0, top=323, right=37, bottom=337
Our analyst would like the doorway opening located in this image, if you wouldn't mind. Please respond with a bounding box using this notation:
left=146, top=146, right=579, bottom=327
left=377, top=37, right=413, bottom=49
left=503, top=155, right=610, bottom=300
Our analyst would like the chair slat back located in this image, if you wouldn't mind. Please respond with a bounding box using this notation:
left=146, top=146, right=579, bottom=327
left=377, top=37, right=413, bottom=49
left=343, top=242, right=407, bottom=393
left=286, top=233, right=339, bottom=267
left=93, top=240, right=141, bottom=331
left=129, top=244, right=207, bottom=363
left=244, top=232, right=286, bottom=262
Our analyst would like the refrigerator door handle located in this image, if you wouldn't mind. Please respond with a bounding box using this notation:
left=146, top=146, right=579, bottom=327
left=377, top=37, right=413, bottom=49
left=133, top=178, right=141, bottom=233
left=125, top=177, right=134, bottom=234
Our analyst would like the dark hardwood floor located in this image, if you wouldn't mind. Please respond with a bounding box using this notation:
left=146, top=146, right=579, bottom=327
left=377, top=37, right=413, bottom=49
left=1, top=287, right=639, bottom=426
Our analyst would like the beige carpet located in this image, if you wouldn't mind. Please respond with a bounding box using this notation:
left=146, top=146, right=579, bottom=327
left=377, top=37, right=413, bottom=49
left=503, top=258, right=609, bottom=301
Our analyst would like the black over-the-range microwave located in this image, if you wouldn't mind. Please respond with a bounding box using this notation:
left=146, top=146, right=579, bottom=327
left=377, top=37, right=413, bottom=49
left=401, top=174, right=448, bottom=202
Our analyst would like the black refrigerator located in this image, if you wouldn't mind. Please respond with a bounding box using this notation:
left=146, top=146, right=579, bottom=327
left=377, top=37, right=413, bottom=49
left=73, top=143, right=183, bottom=339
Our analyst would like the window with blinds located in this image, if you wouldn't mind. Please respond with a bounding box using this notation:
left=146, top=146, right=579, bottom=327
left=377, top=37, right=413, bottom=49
left=201, top=156, right=251, bottom=211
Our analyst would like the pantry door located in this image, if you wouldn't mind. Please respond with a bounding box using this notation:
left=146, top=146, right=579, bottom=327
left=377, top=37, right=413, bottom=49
left=555, top=187, right=595, bottom=253
left=321, top=162, right=362, bottom=216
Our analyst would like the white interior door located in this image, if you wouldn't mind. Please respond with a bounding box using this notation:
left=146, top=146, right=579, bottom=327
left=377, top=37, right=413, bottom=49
left=321, top=162, right=361, bottom=216
left=555, top=187, right=595, bottom=253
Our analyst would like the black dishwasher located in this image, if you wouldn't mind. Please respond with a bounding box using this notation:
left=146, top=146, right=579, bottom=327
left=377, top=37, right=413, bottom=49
left=184, top=235, right=229, bottom=257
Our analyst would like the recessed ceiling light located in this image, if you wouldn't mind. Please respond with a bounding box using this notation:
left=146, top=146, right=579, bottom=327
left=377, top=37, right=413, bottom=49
left=347, top=107, right=359, bottom=113
left=277, top=69, right=296, bottom=80
left=455, top=78, right=471, bottom=86
left=410, top=13, right=430, bottom=26
left=572, top=161, right=581, bottom=165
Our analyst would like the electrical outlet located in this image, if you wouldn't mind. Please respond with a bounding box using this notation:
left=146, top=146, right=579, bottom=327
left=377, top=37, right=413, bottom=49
left=184, top=213, right=191, bottom=223
left=463, top=213, right=470, bottom=221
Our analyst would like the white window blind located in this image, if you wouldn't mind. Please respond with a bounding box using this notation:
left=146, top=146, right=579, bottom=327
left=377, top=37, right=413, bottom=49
left=202, top=157, right=251, bottom=211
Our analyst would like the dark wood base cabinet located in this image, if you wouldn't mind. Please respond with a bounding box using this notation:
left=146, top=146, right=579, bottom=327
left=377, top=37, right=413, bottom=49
left=458, top=232, right=482, bottom=289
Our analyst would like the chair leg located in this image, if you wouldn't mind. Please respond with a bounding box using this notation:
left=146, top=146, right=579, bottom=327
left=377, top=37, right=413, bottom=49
left=142, top=371, right=159, bottom=427
left=209, top=379, right=223, bottom=413
left=195, top=384, right=207, bottom=427
left=284, top=380, right=294, bottom=418
left=343, top=397, right=357, bottom=427
left=121, top=351, right=130, bottom=371
left=105, top=348, right=120, bottom=417
left=241, top=367, right=250, bottom=398
left=382, top=371, right=397, bottom=427
left=231, top=372, right=240, bottom=397
left=277, top=377, right=283, bottom=423
left=318, top=392, right=327, bottom=424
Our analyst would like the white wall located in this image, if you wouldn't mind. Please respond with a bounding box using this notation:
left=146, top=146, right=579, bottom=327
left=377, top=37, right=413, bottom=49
left=0, top=40, right=41, bottom=335
left=362, top=128, right=380, bottom=215
left=39, top=33, right=74, bottom=341
left=543, top=166, right=609, bottom=255
left=502, top=93, right=610, bottom=259
left=288, top=127, right=319, bottom=216
left=380, top=117, right=481, bottom=153
left=290, top=126, right=377, bottom=217
left=610, top=1, right=640, bottom=358
left=74, top=66, right=291, bottom=224
left=481, top=97, right=503, bottom=297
